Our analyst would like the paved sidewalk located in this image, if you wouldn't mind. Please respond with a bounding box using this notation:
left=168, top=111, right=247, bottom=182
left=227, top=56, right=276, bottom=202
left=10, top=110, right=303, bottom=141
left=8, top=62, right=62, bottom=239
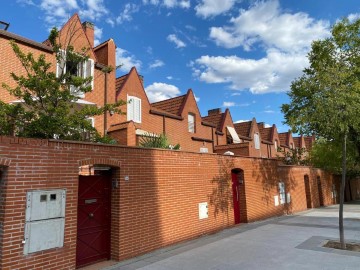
left=106, top=203, right=360, bottom=270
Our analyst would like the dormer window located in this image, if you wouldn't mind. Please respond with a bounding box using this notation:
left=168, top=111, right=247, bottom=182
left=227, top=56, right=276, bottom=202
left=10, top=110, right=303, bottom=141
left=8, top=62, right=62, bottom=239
left=127, top=96, right=141, bottom=123
left=56, top=50, right=95, bottom=98
left=188, top=113, right=195, bottom=133
left=254, top=133, right=260, bottom=149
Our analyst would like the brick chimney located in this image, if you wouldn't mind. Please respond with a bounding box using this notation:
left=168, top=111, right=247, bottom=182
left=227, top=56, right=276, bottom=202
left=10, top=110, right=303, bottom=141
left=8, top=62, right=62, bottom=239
left=82, top=21, right=94, bottom=48
left=208, top=108, right=222, bottom=115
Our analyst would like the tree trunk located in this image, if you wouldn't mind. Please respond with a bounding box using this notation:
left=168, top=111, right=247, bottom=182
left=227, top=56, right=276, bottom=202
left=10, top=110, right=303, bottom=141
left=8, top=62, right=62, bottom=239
left=339, top=133, right=347, bottom=249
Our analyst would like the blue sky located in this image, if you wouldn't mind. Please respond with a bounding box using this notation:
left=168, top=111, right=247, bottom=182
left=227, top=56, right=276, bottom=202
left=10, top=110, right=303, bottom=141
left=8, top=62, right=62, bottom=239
left=2, top=0, right=360, bottom=132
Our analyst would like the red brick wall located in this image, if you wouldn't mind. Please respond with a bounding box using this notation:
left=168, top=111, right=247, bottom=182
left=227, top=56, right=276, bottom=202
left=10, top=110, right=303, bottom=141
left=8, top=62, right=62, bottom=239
left=0, top=15, right=119, bottom=137
left=114, top=72, right=214, bottom=152
left=0, top=38, right=54, bottom=103
left=0, top=136, right=339, bottom=269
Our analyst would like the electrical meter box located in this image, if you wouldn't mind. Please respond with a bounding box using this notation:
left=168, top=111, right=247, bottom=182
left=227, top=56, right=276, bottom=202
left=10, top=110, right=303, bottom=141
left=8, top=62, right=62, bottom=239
left=24, top=218, right=65, bottom=255
left=24, top=189, right=66, bottom=255
left=25, top=189, right=66, bottom=221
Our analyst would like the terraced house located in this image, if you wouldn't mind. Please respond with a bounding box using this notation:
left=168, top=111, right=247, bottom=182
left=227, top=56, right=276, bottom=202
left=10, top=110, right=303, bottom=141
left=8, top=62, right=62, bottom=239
left=0, top=14, right=342, bottom=270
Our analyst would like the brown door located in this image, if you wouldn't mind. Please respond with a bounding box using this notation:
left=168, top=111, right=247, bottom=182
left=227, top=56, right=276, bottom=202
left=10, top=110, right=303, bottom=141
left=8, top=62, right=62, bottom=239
left=304, top=175, right=312, bottom=208
left=76, top=175, right=111, bottom=268
left=317, top=176, right=324, bottom=206
left=231, top=172, right=241, bottom=224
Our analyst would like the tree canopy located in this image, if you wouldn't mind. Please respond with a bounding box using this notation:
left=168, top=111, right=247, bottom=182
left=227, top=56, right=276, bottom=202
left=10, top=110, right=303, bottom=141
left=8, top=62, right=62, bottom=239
left=282, top=18, right=360, bottom=141
left=282, top=17, right=360, bottom=249
left=1, top=27, right=125, bottom=142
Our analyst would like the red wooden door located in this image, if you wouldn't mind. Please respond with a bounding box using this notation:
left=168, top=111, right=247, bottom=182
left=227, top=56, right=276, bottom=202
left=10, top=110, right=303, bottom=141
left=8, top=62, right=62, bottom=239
left=231, top=172, right=240, bottom=224
left=76, top=175, right=111, bottom=268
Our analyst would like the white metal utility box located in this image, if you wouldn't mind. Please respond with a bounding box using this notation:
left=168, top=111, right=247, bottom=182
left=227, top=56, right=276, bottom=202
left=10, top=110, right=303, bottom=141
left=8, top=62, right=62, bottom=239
left=24, top=189, right=66, bottom=255
left=25, top=189, right=66, bottom=221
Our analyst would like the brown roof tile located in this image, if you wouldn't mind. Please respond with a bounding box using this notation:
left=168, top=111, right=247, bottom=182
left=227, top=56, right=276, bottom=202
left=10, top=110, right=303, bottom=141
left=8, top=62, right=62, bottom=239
left=234, top=121, right=252, bottom=138
left=258, top=124, right=272, bottom=142
left=293, top=137, right=301, bottom=148
left=304, top=136, right=314, bottom=149
left=278, top=132, right=289, bottom=146
left=202, top=113, right=224, bottom=131
left=151, top=95, right=186, bottom=116
left=116, top=74, right=128, bottom=92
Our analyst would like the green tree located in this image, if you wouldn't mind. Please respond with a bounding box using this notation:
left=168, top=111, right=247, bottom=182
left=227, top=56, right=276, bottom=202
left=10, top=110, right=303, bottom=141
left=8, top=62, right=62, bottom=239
left=1, top=27, right=125, bottom=142
left=282, top=18, right=360, bottom=249
left=277, top=147, right=309, bottom=166
left=310, top=138, right=360, bottom=177
left=139, top=133, right=180, bottom=150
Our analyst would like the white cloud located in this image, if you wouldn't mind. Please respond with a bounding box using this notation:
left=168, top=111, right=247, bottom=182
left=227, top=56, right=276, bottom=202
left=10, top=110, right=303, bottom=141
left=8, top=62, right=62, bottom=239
left=21, top=0, right=109, bottom=27
left=348, top=13, right=360, bottom=22
left=166, top=76, right=173, bottom=80
left=195, top=0, right=238, bottom=18
left=94, top=27, right=102, bottom=46
left=264, top=110, right=275, bottom=113
left=223, top=101, right=235, bottom=107
left=231, top=93, right=241, bottom=96
left=143, top=0, right=190, bottom=9
left=185, top=25, right=196, bottom=31
left=209, top=0, right=329, bottom=52
left=193, top=0, right=331, bottom=94
left=116, top=3, right=139, bottom=24
left=145, top=82, right=181, bottom=103
left=264, top=123, right=271, bottom=128
left=194, top=94, right=200, bottom=102
left=116, top=48, right=142, bottom=72
left=167, top=34, right=186, bottom=48
left=106, top=18, right=115, bottom=27
left=149, top=59, right=165, bottom=69
left=234, top=119, right=250, bottom=123
left=79, top=0, right=109, bottom=21
left=193, top=49, right=309, bottom=94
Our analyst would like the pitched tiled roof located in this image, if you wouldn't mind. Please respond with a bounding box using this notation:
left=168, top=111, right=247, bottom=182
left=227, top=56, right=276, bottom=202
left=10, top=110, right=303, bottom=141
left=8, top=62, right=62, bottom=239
left=278, top=132, right=289, bottom=146
left=234, top=121, right=252, bottom=138
left=115, top=74, right=128, bottom=92
left=258, top=124, right=272, bottom=142
left=304, top=136, right=314, bottom=149
left=151, top=95, right=186, bottom=116
left=202, top=113, right=224, bottom=131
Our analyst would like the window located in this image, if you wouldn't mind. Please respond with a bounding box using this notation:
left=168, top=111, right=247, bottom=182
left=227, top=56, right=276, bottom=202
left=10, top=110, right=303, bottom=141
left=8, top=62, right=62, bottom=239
left=279, top=182, right=286, bottom=204
left=274, top=140, right=278, bottom=152
left=188, top=113, right=195, bottom=133
left=56, top=50, right=94, bottom=98
left=226, top=126, right=241, bottom=144
left=290, top=143, right=294, bottom=149
left=254, top=133, right=260, bottom=149
left=127, top=96, right=141, bottom=123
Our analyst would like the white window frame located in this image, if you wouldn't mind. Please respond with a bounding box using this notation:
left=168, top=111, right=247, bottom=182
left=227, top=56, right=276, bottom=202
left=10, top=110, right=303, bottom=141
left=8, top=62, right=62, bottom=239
left=279, top=182, right=286, bottom=204
left=274, top=140, right=278, bottom=152
left=254, top=133, right=260, bottom=149
left=127, top=95, right=142, bottom=123
left=188, top=113, right=195, bottom=133
left=86, top=117, right=95, bottom=127
left=56, top=50, right=95, bottom=98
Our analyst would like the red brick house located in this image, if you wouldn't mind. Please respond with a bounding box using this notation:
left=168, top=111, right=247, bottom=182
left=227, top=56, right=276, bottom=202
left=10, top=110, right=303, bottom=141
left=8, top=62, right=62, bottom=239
left=202, top=108, right=239, bottom=146
left=257, top=122, right=282, bottom=158
left=0, top=14, right=117, bottom=136
left=108, top=67, right=214, bottom=152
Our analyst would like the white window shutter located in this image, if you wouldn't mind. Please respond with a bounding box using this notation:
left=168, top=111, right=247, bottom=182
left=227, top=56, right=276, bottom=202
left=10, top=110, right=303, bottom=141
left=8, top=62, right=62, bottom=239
left=86, top=59, right=94, bottom=90
left=135, top=97, right=141, bottom=123
left=127, top=96, right=134, bottom=122
left=127, top=96, right=141, bottom=123
left=254, top=133, right=260, bottom=149
left=56, top=50, right=66, bottom=78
